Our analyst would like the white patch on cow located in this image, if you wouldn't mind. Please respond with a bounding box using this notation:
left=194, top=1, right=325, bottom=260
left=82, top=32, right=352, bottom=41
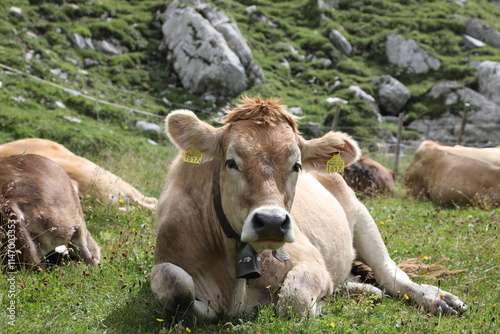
left=54, top=245, right=69, bottom=255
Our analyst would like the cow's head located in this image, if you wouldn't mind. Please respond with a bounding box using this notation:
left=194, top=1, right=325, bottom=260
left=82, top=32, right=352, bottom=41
left=166, top=96, right=360, bottom=253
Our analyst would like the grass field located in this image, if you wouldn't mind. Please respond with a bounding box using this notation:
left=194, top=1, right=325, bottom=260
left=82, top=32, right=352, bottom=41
left=1, top=145, right=498, bottom=334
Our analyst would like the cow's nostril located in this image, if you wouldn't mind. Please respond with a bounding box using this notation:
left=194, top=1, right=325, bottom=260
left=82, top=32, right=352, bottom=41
left=281, top=215, right=291, bottom=232
left=253, top=213, right=266, bottom=229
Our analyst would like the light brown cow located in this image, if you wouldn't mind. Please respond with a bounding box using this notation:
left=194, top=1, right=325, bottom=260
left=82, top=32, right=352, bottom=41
left=405, top=140, right=500, bottom=207
left=435, top=142, right=500, bottom=165
left=1, top=154, right=100, bottom=268
left=342, top=156, right=396, bottom=196
left=151, top=97, right=467, bottom=324
left=0, top=138, right=157, bottom=211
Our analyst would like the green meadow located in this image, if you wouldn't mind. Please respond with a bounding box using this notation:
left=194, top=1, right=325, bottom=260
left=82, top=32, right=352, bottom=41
left=1, top=0, right=499, bottom=332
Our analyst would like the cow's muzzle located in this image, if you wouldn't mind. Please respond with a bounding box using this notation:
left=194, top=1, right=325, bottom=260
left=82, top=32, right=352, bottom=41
left=241, top=206, right=295, bottom=251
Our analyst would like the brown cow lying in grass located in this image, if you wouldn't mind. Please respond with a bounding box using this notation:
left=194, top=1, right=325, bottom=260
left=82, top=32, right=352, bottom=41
left=0, top=138, right=157, bottom=211
left=1, top=154, right=100, bottom=269
left=342, top=156, right=396, bottom=196
left=151, top=97, right=467, bottom=324
left=405, top=140, right=500, bottom=207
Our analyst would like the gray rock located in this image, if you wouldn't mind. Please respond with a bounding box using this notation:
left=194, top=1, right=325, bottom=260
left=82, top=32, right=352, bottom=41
left=476, top=61, right=500, bottom=105
left=244, top=5, right=257, bottom=15
left=84, top=58, right=100, bottom=67
left=317, top=0, right=339, bottom=9
left=328, top=29, right=352, bottom=56
left=465, top=19, right=500, bottom=48
left=160, top=0, right=250, bottom=97
left=9, top=7, right=23, bottom=19
left=288, top=107, right=303, bottom=115
left=385, top=34, right=441, bottom=74
left=408, top=81, right=500, bottom=145
left=136, top=121, right=162, bottom=134
left=463, top=34, right=486, bottom=49
left=162, top=97, right=173, bottom=107
left=300, top=122, right=323, bottom=138
left=194, top=1, right=265, bottom=84
left=349, top=85, right=383, bottom=122
left=69, top=34, right=95, bottom=50
left=94, top=39, right=129, bottom=55
left=64, top=116, right=82, bottom=123
left=55, top=101, right=67, bottom=109
left=326, top=97, right=348, bottom=104
left=25, top=50, right=35, bottom=62
left=372, top=75, right=411, bottom=115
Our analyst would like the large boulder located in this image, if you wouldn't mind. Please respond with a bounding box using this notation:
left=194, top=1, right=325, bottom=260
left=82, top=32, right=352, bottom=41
left=465, top=19, right=500, bottom=48
left=385, top=34, right=441, bottom=74
left=159, top=0, right=263, bottom=97
left=476, top=61, right=500, bottom=105
left=408, top=81, right=500, bottom=145
left=371, top=75, right=411, bottom=115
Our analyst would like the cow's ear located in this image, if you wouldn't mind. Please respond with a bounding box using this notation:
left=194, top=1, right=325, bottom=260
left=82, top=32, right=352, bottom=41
left=299, top=131, right=361, bottom=171
left=166, top=110, right=224, bottom=159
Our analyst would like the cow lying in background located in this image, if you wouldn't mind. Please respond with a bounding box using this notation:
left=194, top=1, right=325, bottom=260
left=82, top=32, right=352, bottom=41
left=342, top=156, right=396, bottom=196
left=1, top=154, right=100, bottom=268
left=151, top=97, right=467, bottom=324
left=0, top=138, right=157, bottom=211
left=405, top=140, right=500, bottom=207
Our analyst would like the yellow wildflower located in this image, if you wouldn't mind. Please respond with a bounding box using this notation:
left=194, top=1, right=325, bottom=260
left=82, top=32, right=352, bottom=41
left=186, top=328, right=192, bottom=333
left=386, top=219, right=392, bottom=222
left=423, top=256, right=429, bottom=261
left=403, top=294, right=409, bottom=300
left=119, top=199, right=124, bottom=204
left=379, top=221, right=385, bottom=225
left=156, top=318, right=164, bottom=322
left=329, top=322, right=335, bottom=328
left=439, top=292, right=445, bottom=297
left=393, top=250, right=398, bottom=253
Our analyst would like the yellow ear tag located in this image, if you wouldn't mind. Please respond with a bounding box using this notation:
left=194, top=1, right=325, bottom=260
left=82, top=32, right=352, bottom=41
left=182, top=150, right=203, bottom=164
left=326, top=152, right=345, bottom=173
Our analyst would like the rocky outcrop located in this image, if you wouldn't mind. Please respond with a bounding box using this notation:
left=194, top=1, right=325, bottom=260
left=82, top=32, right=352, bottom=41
left=476, top=61, right=500, bottom=105
left=385, top=34, right=441, bottom=74
left=465, top=19, right=500, bottom=48
left=371, top=75, right=411, bottom=115
left=408, top=81, right=500, bottom=145
left=159, top=0, right=264, bottom=97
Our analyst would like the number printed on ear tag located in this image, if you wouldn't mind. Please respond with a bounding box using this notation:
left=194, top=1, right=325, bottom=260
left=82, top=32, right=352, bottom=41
left=326, top=152, right=345, bottom=173
left=182, top=150, right=203, bottom=164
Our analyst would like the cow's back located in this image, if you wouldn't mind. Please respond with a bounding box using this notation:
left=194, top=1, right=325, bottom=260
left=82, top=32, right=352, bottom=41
left=342, top=156, right=395, bottom=196
left=405, top=142, right=500, bottom=206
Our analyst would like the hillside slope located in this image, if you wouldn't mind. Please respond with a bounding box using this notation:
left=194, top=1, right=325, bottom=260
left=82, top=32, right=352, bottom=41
left=1, top=0, right=500, bottom=154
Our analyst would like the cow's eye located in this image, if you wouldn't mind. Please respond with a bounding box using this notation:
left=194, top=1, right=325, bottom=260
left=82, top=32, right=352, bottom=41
left=226, top=159, right=239, bottom=170
left=292, top=162, right=302, bottom=172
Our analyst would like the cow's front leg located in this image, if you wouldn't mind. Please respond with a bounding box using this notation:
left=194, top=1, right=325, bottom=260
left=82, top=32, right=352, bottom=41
left=277, top=262, right=333, bottom=316
left=353, top=205, right=467, bottom=315
left=151, top=263, right=218, bottom=323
